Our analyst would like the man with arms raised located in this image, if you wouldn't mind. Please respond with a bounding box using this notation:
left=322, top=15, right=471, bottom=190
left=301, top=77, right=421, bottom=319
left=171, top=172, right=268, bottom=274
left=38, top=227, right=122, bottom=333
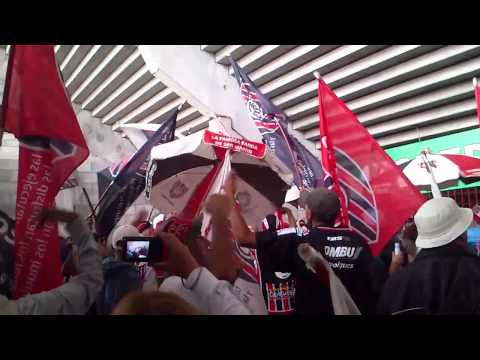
left=225, top=173, right=382, bottom=315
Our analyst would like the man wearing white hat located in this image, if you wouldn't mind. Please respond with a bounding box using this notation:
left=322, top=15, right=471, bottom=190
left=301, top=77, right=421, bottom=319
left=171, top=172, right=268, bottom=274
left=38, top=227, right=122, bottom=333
left=96, top=224, right=142, bottom=315
left=377, top=197, right=480, bottom=315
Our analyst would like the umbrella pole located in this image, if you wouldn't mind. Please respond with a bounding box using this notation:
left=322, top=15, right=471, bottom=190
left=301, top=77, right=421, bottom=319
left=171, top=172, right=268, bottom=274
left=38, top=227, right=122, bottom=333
left=421, top=151, right=442, bottom=199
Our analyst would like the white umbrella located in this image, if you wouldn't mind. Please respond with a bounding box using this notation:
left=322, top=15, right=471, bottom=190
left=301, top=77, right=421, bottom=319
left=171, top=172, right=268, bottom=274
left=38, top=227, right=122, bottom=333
left=146, top=126, right=294, bottom=228
left=399, top=151, right=480, bottom=197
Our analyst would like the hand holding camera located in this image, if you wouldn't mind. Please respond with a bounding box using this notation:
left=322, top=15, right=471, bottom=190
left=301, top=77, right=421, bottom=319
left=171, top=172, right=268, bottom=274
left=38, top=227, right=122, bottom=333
left=152, top=232, right=199, bottom=279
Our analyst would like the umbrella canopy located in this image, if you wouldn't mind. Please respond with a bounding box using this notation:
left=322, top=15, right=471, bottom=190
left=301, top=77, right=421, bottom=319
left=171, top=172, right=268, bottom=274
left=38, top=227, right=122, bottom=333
left=399, top=153, right=480, bottom=190
left=146, top=129, right=294, bottom=227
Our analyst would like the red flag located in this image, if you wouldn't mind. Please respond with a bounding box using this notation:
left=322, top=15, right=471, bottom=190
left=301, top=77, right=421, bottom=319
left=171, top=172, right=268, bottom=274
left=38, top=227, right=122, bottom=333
left=2, top=45, right=89, bottom=298
left=318, top=87, right=350, bottom=228
left=316, top=78, right=425, bottom=256
left=474, top=78, right=480, bottom=126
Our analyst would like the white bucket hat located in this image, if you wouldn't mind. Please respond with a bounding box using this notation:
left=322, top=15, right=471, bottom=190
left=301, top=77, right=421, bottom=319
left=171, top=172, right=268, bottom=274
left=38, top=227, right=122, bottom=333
left=285, top=185, right=300, bottom=203
left=415, top=197, right=473, bottom=249
left=109, top=224, right=141, bottom=250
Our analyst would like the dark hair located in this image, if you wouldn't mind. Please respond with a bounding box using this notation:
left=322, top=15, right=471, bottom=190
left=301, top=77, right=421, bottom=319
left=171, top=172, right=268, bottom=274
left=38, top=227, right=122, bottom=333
left=306, top=188, right=340, bottom=225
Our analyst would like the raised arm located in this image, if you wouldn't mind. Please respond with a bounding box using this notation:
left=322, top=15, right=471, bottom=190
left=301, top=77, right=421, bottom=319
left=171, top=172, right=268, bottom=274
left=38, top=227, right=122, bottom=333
left=16, top=210, right=103, bottom=315
left=223, top=173, right=256, bottom=248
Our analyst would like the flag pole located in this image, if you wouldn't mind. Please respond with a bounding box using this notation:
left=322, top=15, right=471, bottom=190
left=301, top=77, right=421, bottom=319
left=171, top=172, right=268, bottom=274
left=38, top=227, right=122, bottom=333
left=473, top=77, right=480, bottom=126
left=420, top=150, right=442, bottom=199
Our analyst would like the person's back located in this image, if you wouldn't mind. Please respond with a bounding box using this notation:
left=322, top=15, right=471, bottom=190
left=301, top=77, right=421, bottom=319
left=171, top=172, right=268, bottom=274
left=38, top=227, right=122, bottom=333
left=96, top=224, right=142, bottom=315
left=378, top=242, right=480, bottom=315
left=302, top=227, right=378, bottom=314
left=377, top=197, right=479, bottom=315
left=248, top=188, right=383, bottom=315
left=96, top=257, right=141, bottom=315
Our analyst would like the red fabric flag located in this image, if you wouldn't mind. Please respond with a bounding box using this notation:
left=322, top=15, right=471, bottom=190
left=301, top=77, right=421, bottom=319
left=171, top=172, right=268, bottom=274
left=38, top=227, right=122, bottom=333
left=318, top=88, right=350, bottom=228
left=2, top=45, right=89, bottom=298
left=316, top=78, right=425, bottom=256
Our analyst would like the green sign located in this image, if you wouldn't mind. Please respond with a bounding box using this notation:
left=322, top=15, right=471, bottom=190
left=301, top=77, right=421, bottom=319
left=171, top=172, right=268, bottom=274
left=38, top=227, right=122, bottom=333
left=386, top=128, right=480, bottom=191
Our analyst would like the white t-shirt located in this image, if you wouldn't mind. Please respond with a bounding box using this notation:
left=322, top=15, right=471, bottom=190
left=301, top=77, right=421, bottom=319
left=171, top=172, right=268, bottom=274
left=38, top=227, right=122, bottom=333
left=160, top=267, right=253, bottom=315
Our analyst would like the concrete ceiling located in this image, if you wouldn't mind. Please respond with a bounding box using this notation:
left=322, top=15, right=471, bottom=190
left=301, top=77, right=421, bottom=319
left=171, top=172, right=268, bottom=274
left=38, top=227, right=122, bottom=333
left=7, top=45, right=480, bottom=149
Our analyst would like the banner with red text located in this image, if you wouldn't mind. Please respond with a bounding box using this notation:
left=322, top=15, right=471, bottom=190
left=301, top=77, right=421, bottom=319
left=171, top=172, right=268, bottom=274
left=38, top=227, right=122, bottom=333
left=2, top=45, right=89, bottom=298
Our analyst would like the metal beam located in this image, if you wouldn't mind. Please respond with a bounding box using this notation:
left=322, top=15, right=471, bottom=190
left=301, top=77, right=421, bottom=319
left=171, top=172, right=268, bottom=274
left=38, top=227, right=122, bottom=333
left=378, top=115, right=478, bottom=147
left=227, top=45, right=298, bottom=75
left=347, top=55, right=480, bottom=112
left=367, top=98, right=476, bottom=137
left=293, top=53, right=480, bottom=132
left=60, top=45, right=80, bottom=71
left=96, top=66, right=153, bottom=119
left=287, top=45, right=480, bottom=123
left=260, top=45, right=373, bottom=96
left=71, top=45, right=124, bottom=102
left=135, top=97, right=184, bottom=126
left=215, top=45, right=258, bottom=65
left=109, top=86, right=175, bottom=127
left=176, top=115, right=210, bottom=134
left=271, top=45, right=435, bottom=109
left=247, top=45, right=332, bottom=85
left=302, top=98, right=476, bottom=141
left=358, top=79, right=474, bottom=125
left=335, top=45, right=479, bottom=101
left=81, top=49, right=141, bottom=109
left=64, top=45, right=101, bottom=88
left=200, top=45, right=225, bottom=53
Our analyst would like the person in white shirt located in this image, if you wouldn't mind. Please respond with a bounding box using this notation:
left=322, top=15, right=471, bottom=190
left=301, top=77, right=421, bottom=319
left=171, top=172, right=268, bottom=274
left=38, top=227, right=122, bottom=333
left=0, top=209, right=103, bottom=315
left=156, top=194, right=252, bottom=315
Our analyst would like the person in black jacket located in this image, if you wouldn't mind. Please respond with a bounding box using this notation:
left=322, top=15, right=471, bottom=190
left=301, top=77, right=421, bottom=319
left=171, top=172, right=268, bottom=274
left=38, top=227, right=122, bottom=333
left=226, top=173, right=384, bottom=315
left=377, top=197, right=480, bottom=315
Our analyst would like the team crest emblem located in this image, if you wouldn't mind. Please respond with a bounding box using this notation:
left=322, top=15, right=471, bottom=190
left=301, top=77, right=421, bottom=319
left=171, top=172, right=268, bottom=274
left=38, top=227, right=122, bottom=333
left=169, top=180, right=188, bottom=199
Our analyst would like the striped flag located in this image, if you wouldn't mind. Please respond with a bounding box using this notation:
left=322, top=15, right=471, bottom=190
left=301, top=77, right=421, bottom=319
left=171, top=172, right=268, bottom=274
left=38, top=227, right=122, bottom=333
left=316, top=77, right=425, bottom=256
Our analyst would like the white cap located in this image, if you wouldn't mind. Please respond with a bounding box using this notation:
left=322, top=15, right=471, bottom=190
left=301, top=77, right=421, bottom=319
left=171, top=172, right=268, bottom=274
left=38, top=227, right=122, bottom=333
left=109, top=225, right=141, bottom=250
left=415, top=197, right=473, bottom=249
left=285, top=185, right=300, bottom=203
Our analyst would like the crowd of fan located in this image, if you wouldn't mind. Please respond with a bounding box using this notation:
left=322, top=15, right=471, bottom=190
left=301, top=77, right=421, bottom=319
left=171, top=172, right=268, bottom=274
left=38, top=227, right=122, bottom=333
left=2, top=171, right=480, bottom=315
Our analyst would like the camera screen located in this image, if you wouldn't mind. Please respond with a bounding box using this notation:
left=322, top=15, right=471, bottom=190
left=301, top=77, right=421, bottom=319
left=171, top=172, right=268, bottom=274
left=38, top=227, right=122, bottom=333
left=125, top=240, right=150, bottom=261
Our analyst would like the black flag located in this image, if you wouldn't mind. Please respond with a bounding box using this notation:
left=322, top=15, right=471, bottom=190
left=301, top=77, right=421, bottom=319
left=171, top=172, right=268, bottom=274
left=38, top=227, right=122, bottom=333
left=95, top=107, right=179, bottom=238
left=230, top=58, right=324, bottom=190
